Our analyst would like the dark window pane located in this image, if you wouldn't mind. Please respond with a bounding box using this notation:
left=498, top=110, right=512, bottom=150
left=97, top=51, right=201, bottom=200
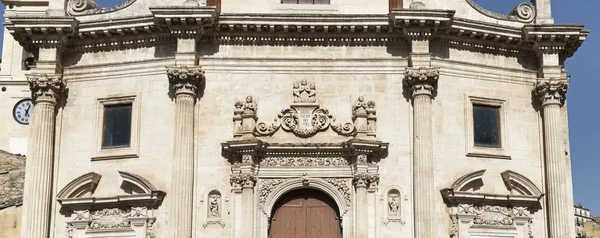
left=102, top=104, right=132, bottom=148
left=282, top=0, right=297, bottom=3
left=473, top=105, right=501, bottom=148
left=298, top=0, right=313, bottom=3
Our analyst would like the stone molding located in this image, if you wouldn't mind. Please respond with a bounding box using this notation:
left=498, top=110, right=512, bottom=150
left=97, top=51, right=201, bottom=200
left=403, top=67, right=440, bottom=98
left=464, top=0, right=535, bottom=23
left=67, top=0, right=136, bottom=16
left=27, top=74, right=66, bottom=104
left=442, top=170, right=542, bottom=238
left=221, top=139, right=389, bottom=165
left=534, top=78, right=569, bottom=107
left=166, top=65, right=206, bottom=97
left=4, top=16, right=78, bottom=49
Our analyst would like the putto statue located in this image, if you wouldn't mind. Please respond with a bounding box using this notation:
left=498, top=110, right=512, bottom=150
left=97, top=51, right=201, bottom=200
left=293, top=79, right=317, bottom=103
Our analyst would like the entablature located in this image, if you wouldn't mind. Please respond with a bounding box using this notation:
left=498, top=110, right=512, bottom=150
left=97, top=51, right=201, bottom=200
left=4, top=8, right=588, bottom=58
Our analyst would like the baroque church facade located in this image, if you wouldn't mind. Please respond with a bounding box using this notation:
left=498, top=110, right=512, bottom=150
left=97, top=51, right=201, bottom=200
left=0, top=0, right=589, bottom=237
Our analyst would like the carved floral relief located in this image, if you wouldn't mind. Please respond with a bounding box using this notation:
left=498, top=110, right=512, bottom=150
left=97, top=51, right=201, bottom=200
left=259, top=157, right=350, bottom=167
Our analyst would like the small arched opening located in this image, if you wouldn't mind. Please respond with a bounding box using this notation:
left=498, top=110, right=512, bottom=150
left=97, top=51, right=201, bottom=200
left=269, top=188, right=342, bottom=238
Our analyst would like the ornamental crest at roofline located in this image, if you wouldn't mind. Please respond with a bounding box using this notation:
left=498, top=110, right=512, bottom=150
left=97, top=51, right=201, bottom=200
left=233, top=80, right=377, bottom=138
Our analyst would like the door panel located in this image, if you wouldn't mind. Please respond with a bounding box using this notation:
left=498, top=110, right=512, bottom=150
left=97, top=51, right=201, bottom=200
left=269, top=189, right=341, bottom=238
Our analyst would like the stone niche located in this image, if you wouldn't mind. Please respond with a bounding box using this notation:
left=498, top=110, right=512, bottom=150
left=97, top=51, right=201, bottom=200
left=441, top=170, right=544, bottom=238
left=57, top=171, right=165, bottom=238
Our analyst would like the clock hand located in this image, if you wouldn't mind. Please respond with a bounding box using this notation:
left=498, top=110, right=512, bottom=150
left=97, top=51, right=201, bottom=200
left=25, top=105, right=31, bottom=116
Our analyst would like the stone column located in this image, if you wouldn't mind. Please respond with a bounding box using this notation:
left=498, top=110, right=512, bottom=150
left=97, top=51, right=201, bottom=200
left=404, top=67, right=439, bottom=238
left=230, top=170, right=256, bottom=237
left=166, top=66, right=205, bottom=238
left=535, top=78, right=572, bottom=238
left=20, top=74, right=65, bottom=238
left=353, top=173, right=369, bottom=238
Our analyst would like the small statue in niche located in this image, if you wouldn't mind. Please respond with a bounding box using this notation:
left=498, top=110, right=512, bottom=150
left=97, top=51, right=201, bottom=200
left=242, top=96, right=257, bottom=115
left=353, top=96, right=368, bottom=115
left=388, top=190, right=401, bottom=216
left=208, top=193, right=221, bottom=218
left=293, top=80, right=316, bottom=103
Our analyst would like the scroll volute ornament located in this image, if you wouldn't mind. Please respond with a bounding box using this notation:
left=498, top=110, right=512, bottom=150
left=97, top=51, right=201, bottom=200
left=534, top=78, right=569, bottom=107
left=403, top=67, right=440, bottom=97
left=167, top=66, right=206, bottom=97
left=27, top=74, right=66, bottom=104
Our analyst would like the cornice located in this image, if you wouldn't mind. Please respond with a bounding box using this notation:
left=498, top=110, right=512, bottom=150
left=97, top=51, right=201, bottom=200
left=3, top=10, right=587, bottom=59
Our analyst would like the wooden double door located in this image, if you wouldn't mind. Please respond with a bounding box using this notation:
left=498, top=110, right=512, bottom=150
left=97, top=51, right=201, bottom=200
left=269, top=189, right=342, bottom=238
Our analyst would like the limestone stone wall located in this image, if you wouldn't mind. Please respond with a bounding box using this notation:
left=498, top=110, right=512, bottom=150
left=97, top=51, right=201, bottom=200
left=53, top=38, right=546, bottom=237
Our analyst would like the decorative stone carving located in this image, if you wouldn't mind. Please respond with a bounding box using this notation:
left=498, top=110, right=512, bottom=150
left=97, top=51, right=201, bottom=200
left=242, top=96, right=257, bottom=115
left=208, top=192, right=221, bottom=218
left=459, top=204, right=515, bottom=226
left=259, top=157, right=350, bottom=167
left=167, top=65, right=206, bottom=96
left=353, top=96, right=368, bottom=115
left=293, top=79, right=317, bottom=103
left=89, top=208, right=134, bottom=229
left=27, top=74, right=66, bottom=104
left=67, top=0, right=137, bottom=16
left=388, top=190, right=401, bottom=216
left=323, top=178, right=351, bottom=207
left=258, top=179, right=286, bottom=208
left=510, top=3, right=535, bottom=22
left=353, top=97, right=377, bottom=137
left=534, top=78, right=569, bottom=106
left=449, top=216, right=458, bottom=238
left=241, top=154, right=253, bottom=164
left=254, top=80, right=356, bottom=137
left=201, top=189, right=226, bottom=228
left=353, top=173, right=379, bottom=188
left=356, top=154, right=368, bottom=164
left=464, top=0, right=535, bottom=23
left=403, top=67, right=440, bottom=97
left=230, top=173, right=257, bottom=189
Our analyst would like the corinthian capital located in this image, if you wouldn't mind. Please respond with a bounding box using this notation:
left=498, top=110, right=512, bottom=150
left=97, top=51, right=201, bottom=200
left=230, top=173, right=257, bottom=189
left=27, top=74, right=66, bottom=104
left=167, top=65, right=205, bottom=97
left=403, top=67, right=440, bottom=98
left=534, top=78, right=569, bottom=107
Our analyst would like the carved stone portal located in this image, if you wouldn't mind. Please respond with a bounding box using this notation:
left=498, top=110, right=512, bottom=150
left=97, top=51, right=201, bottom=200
left=232, top=80, right=381, bottom=138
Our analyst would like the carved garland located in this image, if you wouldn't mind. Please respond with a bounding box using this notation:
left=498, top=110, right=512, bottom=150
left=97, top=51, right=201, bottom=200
left=259, top=157, right=350, bottom=167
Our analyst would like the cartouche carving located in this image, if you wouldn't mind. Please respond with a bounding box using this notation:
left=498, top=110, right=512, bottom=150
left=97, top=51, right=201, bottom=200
left=254, top=80, right=356, bottom=137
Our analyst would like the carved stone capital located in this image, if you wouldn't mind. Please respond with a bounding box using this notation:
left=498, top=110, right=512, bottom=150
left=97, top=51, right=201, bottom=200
left=167, top=65, right=205, bottom=97
left=534, top=78, right=569, bottom=107
left=353, top=173, right=379, bottom=188
left=403, top=67, right=440, bottom=98
left=27, top=74, right=66, bottom=104
left=230, top=173, right=256, bottom=189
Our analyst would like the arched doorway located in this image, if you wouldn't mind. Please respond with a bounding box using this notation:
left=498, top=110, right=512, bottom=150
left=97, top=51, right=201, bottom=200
left=269, top=189, right=342, bottom=238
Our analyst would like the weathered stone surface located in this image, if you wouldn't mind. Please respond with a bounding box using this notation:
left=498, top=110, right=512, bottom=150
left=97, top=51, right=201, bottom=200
left=0, top=150, right=25, bottom=210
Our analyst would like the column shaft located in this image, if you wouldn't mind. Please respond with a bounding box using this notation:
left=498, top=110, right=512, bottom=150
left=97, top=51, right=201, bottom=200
left=167, top=66, right=204, bottom=237
left=242, top=187, right=255, bottom=236
left=544, top=104, right=571, bottom=238
left=413, top=94, right=435, bottom=237
left=355, top=186, right=368, bottom=238
left=169, top=93, right=196, bottom=237
left=20, top=101, right=56, bottom=238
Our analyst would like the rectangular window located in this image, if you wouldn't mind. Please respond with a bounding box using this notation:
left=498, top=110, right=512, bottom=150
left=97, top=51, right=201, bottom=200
left=473, top=104, right=501, bottom=148
left=102, top=104, right=132, bottom=148
left=282, top=0, right=329, bottom=4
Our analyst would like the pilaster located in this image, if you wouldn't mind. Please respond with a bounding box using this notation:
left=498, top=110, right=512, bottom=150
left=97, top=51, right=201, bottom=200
left=21, top=73, right=65, bottom=238
left=166, top=66, right=205, bottom=238
left=403, top=67, right=439, bottom=238
left=534, top=78, right=573, bottom=238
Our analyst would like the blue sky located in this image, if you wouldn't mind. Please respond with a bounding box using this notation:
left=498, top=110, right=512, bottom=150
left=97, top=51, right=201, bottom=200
left=1, top=0, right=598, bottom=212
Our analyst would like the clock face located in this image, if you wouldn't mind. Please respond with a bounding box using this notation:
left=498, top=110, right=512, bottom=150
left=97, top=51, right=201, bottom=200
left=13, top=99, right=32, bottom=125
